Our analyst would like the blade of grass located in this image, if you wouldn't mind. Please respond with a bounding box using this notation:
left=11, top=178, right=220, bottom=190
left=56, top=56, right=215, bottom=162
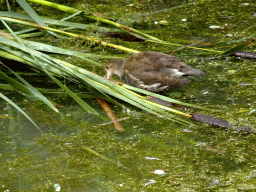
left=222, top=38, right=255, bottom=55
left=1, top=16, right=139, bottom=53
left=84, top=78, right=191, bottom=125
left=27, top=0, right=161, bottom=41
left=1, top=22, right=100, bottom=117
left=0, top=11, right=125, bottom=33
left=122, top=84, right=209, bottom=110
left=147, top=39, right=223, bottom=53
left=1, top=62, right=59, bottom=113
left=16, top=0, right=47, bottom=27
left=0, top=66, right=33, bottom=96
left=41, top=66, right=103, bottom=119
left=0, top=41, right=123, bottom=109
left=0, top=92, right=42, bottom=132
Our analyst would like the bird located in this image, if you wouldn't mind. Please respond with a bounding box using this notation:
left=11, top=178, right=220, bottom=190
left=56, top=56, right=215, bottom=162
left=105, top=51, right=204, bottom=92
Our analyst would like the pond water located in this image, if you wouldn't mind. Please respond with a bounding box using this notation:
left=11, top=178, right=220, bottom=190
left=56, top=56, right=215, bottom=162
left=0, top=0, right=255, bottom=191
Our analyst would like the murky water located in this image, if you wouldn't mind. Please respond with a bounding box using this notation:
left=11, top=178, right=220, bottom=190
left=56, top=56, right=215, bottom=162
left=0, top=0, right=255, bottom=191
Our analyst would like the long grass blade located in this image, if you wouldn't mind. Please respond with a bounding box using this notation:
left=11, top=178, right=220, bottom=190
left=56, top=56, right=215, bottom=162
left=0, top=92, right=42, bottom=132
left=16, top=0, right=47, bottom=27
left=1, top=62, right=59, bottom=113
left=0, top=65, right=33, bottom=96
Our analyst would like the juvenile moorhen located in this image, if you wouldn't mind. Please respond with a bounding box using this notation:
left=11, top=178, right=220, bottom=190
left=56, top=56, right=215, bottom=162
left=105, top=51, right=204, bottom=92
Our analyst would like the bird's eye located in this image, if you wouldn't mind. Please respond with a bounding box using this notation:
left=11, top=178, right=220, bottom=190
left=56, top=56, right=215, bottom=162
left=105, top=66, right=109, bottom=69
left=180, top=66, right=186, bottom=71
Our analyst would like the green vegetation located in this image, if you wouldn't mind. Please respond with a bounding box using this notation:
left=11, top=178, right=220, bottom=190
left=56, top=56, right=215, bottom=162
left=0, top=0, right=255, bottom=191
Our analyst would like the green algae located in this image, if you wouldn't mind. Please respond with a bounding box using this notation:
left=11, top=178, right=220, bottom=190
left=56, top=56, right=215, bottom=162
left=0, top=0, right=255, bottom=191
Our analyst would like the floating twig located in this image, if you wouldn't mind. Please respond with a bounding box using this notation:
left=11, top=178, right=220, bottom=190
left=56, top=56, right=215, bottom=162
left=97, top=98, right=125, bottom=132
left=99, top=117, right=130, bottom=126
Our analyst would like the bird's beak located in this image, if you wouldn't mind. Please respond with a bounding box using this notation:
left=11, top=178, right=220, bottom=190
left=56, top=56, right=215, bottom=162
left=185, top=69, right=205, bottom=76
